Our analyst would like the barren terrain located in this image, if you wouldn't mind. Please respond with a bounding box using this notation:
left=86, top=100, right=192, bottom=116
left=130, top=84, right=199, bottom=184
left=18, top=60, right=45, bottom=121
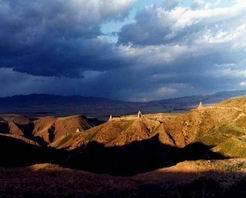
left=1, top=97, right=246, bottom=197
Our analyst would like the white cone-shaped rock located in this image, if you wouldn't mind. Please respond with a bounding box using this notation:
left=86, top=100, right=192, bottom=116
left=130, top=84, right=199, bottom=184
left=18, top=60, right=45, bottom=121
left=198, top=102, right=203, bottom=110
left=138, top=111, right=142, bottom=118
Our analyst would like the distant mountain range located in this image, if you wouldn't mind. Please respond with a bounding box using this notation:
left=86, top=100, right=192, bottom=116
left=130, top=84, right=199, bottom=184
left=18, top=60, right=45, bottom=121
left=0, top=89, right=246, bottom=117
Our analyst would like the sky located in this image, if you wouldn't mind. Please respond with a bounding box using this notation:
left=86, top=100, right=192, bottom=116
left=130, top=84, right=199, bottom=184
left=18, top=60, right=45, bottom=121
left=0, top=0, right=246, bottom=101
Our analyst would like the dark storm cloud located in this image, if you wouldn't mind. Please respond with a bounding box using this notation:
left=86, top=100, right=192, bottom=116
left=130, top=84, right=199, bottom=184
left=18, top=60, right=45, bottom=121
left=0, top=0, right=133, bottom=77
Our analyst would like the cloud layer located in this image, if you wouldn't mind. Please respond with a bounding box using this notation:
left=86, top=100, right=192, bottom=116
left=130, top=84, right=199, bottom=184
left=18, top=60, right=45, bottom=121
left=0, top=0, right=246, bottom=101
left=0, top=0, right=133, bottom=77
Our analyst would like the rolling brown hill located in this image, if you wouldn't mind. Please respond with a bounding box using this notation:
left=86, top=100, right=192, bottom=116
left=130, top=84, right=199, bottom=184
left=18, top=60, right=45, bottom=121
left=0, top=114, right=101, bottom=146
left=45, top=97, right=246, bottom=175
left=0, top=97, right=246, bottom=175
left=32, top=115, right=96, bottom=144
left=53, top=97, right=246, bottom=151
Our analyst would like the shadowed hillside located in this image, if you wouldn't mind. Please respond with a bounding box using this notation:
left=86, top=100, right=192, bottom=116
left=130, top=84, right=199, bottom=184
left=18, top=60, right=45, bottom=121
left=0, top=159, right=246, bottom=198
left=64, top=135, right=225, bottom=175
left=0, top=132, right=224, bottom=176
left=0, top=134, right=65, bottom=166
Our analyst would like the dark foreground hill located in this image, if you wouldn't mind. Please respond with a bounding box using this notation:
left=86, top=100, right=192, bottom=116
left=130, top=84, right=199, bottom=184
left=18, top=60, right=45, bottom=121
left=0, top=159, right=246, bottom=198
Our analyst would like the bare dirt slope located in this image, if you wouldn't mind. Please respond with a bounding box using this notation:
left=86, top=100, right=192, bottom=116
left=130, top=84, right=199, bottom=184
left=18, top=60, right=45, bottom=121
left=32, top=115, right=94, bottom=144
left=0, top=115, right=98, bottom=146
left=55, top=97, right=246, bottom=151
